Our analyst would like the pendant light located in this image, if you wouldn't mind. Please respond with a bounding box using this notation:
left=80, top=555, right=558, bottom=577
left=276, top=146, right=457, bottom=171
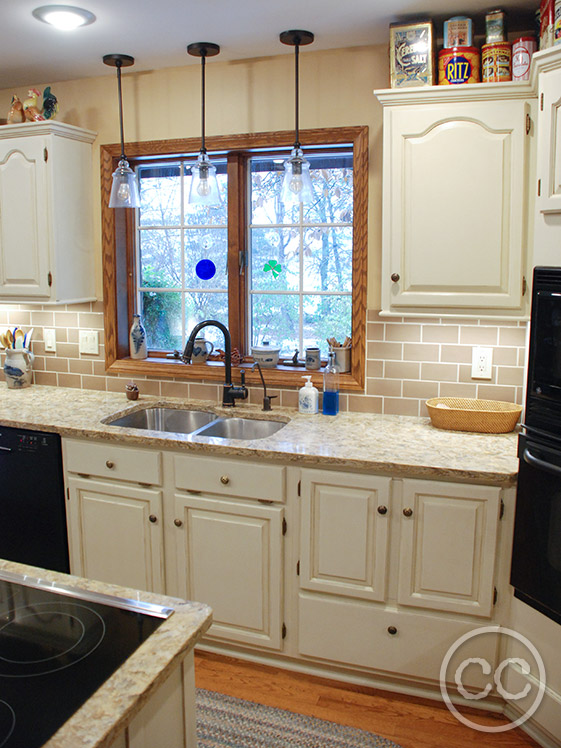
left=187, top=42, right=222, bottom=206
left=279, top=30, right=315, bottom=205
left=103, top=53, right=140, bottom=209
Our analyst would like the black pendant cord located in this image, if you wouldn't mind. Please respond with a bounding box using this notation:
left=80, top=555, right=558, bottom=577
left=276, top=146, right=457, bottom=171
left=116, top=59, right=126, bottom=162
left=294, top=42, right=300, bottom=149
left=200, top=52, right=207, bottom=154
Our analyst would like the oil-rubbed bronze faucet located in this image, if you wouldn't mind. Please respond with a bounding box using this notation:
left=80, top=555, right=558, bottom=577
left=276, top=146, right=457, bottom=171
left=252, top=362, right=278, bottom=411
left=182, top=320, right=248, bottom=407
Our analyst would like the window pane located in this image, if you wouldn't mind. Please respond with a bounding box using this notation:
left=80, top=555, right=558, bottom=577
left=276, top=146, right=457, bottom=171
left=250, top=227, right=300, bottom=292
left=251, top=162, right=301, bottom=226
left=250, top=293, right=299, bottom=354
left=184, top=228, right=228, bottom=290
left=304, top=157, right=353, bottom=224
left=184, top=169, right=228, bottom=226
left=139, top=229, right=181, bottom=288
left=303, top=295, right=352, bottom=358
left=138, top=164, right=181, bottom=227
left=141, top=291, right=182, bottom=350
left=185, top=292, right=229, bottom=349
left=302, top=227, right=353, bottom=293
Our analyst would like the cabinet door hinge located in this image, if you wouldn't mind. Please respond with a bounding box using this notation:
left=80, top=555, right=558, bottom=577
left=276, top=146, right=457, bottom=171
left=66, top=487, right=70, bottom=501
left=297, top=479, right=301, bottom=497
left=296, top=560, right=300, bottom=576
left=47, top=272, right=53, bottom=287
left=282, top=623, right=287, bottom=639
left=538, top=179, right=541, bottom=197
left=282, top=517, right=287, bottom=535
left=493, top=586, right=498, bottom=605
left=540, top=92, right=544, bottom=111
left=526, top=113, right=532, bottom=134
left=499, top=498, right=505, bottom=519
left=43, top=147, right=48, bottom=162
left=522, top=276, right=527, bottom=297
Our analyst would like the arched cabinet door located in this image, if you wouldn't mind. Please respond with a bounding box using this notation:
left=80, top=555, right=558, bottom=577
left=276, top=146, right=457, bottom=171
left=376, top=85, right=534, bottom=317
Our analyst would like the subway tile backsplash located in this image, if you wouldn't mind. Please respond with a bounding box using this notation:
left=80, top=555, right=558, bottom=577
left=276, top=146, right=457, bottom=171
left=0, top=304, right=527, bottom=417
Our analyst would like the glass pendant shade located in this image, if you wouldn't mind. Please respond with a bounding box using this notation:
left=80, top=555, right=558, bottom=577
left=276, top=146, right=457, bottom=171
left=281, top=147, right=314, bottom=205
left=109, top=158, right=140, bottom=208
left=189, top=151, right=222, bottom=205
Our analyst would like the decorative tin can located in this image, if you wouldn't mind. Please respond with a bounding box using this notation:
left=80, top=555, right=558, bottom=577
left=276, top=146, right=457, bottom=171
left=541, top=0, right=555, bottom=49
left=512, top=36, right=537, bottom=79
left=486, top=9, right=507, bottom=43
left=438, top=46, right=480, bottom=85
left=482, top=41, right=512, bottom=82
left=555, top=0, right=561, bottom=44
left=389, top=21, right=435, bottom=88
left=443, top=16, right=473, bottom=48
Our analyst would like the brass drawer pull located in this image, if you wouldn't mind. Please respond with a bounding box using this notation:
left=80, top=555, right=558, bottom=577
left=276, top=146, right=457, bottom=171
left=174, top=518, right=183, bottom=527
left=391, top=273, right=400, bottom=282
left=403, top=507, right=413, bottom=517
left=105, top=460, right=115, bottom=469
left=377, top=505, right=388, bottom=515
left=149, top=514, right=158, bottom=523
left=387, top=626, right=398, bottom=636
left=220, top=475, right=230, bottom=485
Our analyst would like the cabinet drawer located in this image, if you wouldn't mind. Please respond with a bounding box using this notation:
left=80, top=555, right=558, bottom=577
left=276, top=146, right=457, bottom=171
left=298, top=593, right=498, bottom=689
left=174, top=454, right=285, bottom=502
left=64, top=439, right=162, bottom=486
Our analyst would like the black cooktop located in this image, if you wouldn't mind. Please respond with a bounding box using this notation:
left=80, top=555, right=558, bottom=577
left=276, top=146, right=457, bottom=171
left=0, top=570, right=172, bottom=747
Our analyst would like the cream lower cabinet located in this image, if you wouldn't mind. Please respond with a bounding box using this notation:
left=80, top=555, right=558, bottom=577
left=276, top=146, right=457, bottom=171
left=297, top=470, right=505, bottom=687
left=375, top=84, right=534, bottom=317
left=64, top=439, right=165, bottom=594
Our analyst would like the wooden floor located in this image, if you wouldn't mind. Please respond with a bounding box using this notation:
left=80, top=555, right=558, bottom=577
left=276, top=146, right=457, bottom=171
left=195, top=651, right=541, bottom=748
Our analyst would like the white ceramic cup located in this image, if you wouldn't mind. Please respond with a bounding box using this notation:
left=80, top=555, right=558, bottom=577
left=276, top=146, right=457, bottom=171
left=191, top=337, right=214, bottom=363
left=305, top=347, right=321, bottom=370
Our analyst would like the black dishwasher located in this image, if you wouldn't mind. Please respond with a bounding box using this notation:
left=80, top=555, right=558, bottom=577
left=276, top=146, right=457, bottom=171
left=0, top=425, right=69, bottom=573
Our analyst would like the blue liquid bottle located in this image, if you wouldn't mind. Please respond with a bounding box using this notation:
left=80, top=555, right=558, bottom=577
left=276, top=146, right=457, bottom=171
left=322, top=351, right=339, bottom=416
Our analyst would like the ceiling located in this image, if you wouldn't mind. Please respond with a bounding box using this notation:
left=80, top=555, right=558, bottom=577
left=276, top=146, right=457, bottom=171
left=2, top=0, right=536, bottom=90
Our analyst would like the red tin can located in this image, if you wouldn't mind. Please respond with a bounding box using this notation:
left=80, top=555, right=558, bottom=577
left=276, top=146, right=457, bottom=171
left=438, top=46, right=481, bottom=84
left=512, top=37, right=537, bottom=80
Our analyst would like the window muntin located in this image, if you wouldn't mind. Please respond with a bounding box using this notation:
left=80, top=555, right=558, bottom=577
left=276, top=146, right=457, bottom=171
left=248, top=150, right=353, bottom=358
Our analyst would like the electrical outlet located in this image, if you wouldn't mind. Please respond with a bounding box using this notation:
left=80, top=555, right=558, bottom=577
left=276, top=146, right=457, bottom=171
left=471, top=346, right=493, bottom=379
left=44, top=328, right=57, bottom=352
left=79, top=330, right=99, bottom=355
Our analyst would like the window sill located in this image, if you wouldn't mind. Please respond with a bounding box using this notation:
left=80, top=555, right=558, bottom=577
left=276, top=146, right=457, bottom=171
left=106, top=356, right=364, bottom=392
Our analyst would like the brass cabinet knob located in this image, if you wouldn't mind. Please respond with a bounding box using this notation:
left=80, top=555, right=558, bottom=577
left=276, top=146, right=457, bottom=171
left=387, top=626, right=398, bottom=636
left=149, top=514, right=157, bottom=523
left=403, top=507, right=413, bottom=517
left=377, top=505, right=388, bottom=515
left=174, top=518, right=183, bottom=527
left=105, top=460, right=115, bottom=469
left=391, top=273, right=400, bottom=282
left=220, top=475, right=230, bottom=485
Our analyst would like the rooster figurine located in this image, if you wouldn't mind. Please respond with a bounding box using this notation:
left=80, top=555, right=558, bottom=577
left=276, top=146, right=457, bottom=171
left=7, top=95, right=25, bottom=124
left=23, top=89, right=45, bottom=121
left=42, top=87, right=58, bottom=120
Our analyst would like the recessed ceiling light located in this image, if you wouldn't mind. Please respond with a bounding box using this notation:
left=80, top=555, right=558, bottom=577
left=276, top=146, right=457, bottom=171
left=32, top=5, right=96, bottom=30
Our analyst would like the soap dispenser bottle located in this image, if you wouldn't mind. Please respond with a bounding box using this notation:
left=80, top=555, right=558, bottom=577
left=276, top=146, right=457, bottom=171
left=322, top=351, right=339, bottom=416
left=299, top=375, right=319, bottom=414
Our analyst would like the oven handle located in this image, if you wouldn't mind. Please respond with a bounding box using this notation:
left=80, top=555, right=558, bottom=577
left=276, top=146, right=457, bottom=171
left=523, top=447, right=561, bottom=477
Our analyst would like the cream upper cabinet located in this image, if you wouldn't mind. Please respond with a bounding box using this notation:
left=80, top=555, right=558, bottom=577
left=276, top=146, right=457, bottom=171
left=0, top=121, right=96, bottom=303
left=375, top=84, right=535, bottom=317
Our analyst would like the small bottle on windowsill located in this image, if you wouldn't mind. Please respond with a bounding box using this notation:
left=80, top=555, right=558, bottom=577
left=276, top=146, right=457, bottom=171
left=322, top=352, right=339, bottom=416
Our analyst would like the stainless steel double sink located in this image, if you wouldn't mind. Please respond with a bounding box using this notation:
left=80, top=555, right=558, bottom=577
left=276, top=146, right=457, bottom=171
left=106, top=406, right=287, bottom=441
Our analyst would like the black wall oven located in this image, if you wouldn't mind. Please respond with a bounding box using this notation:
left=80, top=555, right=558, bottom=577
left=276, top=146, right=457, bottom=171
left=511, top=266, right=561, bottom=624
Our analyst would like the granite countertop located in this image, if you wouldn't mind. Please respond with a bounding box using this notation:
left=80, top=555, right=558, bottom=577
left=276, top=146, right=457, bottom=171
left=0, top=385, right=520, bottom=485
left=0, top=559, right=211, bottom=748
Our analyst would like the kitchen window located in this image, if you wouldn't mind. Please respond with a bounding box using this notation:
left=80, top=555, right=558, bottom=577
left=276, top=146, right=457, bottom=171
left=101, top=126, right=368, bottom=390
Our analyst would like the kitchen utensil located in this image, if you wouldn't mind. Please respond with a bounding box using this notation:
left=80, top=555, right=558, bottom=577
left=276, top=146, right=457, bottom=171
left=14, top=329, right=25, bottom=348
left=0, top=333, right=9, bottom=349
left=24, top=328, right=34, bottom=348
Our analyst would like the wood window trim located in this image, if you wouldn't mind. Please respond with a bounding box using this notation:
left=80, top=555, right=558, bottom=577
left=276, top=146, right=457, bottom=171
left=101, top=126, right=368, bottom=392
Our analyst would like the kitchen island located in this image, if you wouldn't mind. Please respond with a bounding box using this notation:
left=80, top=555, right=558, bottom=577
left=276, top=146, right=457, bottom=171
left=0, top=559, right=212, bottom=748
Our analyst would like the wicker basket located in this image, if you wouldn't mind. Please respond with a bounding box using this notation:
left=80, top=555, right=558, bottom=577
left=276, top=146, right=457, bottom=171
left=425, top=397, right=522, bottom=434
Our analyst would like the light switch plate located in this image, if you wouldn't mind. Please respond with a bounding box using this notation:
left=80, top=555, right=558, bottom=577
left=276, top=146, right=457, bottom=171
left=79, top=330, right=99, bottom=355
left=471, top=346, right=493, bottom=379
left=44, top=328, right=57, bottom=352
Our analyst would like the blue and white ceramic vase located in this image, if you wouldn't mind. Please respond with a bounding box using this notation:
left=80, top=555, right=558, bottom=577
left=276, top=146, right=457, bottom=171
left=129, top=314, right=147, bottom=360
left=3, top=348, right=34, bottom=389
